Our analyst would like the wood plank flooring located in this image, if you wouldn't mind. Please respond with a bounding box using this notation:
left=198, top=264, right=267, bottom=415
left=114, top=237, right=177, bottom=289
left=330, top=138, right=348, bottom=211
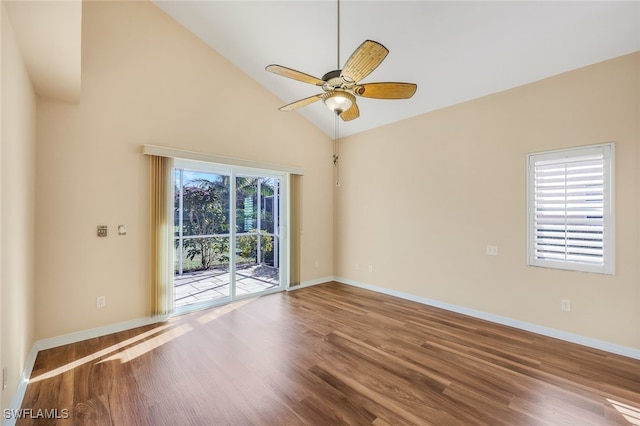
left=17, top=282, right=640, bottom=425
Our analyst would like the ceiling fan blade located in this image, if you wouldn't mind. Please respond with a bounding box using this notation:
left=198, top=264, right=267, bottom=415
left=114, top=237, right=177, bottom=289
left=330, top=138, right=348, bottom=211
left=340, top=40, right=389, bottom=83
left=340, top=102, right=360, bottom=122
left=279, top=94, right=323, bottom=111
left=266, top=65, right=325, bottom=86
left=355, top=82, right=417, bottom=99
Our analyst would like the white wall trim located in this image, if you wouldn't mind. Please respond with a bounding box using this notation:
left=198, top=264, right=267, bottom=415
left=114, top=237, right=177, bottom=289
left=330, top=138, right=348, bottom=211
left=35, top=316, right=168, bottom=352
left=4, top=345, right=38, bottom=426
left=335, top=277, right=640, bottom=361
left=142, top=144, right=305, bottom=176
left=287, top=276, right=335, bottom=291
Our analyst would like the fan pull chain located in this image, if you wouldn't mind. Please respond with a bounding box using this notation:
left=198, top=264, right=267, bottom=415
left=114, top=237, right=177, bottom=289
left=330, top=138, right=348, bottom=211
left=334, top=113, right=340, bottom=187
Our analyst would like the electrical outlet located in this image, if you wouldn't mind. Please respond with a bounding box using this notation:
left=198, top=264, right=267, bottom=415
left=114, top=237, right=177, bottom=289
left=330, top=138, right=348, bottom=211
left=368, top=265, right=373, bottom=273
left=486, top=245, right=498, bottom=256
left=97, top=296, right=106, bottom=309
left=561, top=299, right=571, bottom=312
left=3, top=367, right=7, bottom=390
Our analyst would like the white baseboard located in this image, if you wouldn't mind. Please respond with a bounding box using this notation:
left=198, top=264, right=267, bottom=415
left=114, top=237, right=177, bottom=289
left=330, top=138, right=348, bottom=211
left=288, top=276, right=335, bottom=291
left=4, top=344, right=38, bottom=426
left=335, top=276, right=640, bottom=361
left=35, top=315, right=169, bottom=352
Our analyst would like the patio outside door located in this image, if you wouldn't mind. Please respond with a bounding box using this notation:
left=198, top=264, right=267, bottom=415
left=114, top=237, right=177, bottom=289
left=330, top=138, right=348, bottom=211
left=173, top=163, right=284, bottom=313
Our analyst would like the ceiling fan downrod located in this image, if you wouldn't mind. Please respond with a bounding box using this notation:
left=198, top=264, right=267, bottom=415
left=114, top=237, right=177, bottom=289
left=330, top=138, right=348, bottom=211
left=337, top=0, right=341, bottom=70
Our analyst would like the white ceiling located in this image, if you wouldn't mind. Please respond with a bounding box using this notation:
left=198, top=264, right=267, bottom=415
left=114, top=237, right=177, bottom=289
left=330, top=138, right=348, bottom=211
left=3, top=1, right=639, bottom=131
left=168, top=2, right=637, bottom=137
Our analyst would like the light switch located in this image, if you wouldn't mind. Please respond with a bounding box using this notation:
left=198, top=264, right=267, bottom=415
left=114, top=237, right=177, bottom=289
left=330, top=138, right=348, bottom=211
left=97, top=226, right=108, bottom=237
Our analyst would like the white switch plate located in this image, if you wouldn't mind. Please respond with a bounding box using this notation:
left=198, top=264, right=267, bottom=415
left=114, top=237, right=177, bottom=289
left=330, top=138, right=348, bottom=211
left=561, top=299, right=571, bottom=312
left=486, top=245, right=498, bottom=256
left=97, top=296, right=106, bottom=309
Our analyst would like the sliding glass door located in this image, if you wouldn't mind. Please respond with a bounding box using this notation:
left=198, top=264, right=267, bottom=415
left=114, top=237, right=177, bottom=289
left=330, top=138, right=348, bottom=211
left=173, top=161, right=285, bottom=312
left=234, top=176, right=281, bottom=297
left=174, top=169, right=232, bottom=308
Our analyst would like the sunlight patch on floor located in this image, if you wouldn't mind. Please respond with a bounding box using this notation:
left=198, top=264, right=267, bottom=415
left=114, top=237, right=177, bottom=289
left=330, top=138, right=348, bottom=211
left=608, top=398, right=640, bottom=425
left=30, top=323, right=172, bottom=383
left=99, top=324, right=193, bottom=364
left=196, top=298, right=255, bottom=325
left=30, top=295, right=262, bottom=385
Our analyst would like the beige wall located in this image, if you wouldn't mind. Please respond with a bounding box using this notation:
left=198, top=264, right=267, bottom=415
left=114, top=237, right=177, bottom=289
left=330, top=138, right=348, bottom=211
left=35, top=1, right=334, bottom=339
left=335, top=53, right=640, bottom=349
left=1, top=3, right=37, bottom=410
left=5, top=0, right=639, bottom=387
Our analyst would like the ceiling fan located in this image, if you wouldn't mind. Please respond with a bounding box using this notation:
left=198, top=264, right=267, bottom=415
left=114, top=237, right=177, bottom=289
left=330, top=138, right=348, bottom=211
left=265, top=2, right=417, bottom=122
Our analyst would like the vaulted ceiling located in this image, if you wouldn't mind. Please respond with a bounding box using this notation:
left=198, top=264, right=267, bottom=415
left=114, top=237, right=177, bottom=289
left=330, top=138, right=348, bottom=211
left=5, top=1, right=639, bottom=137
left=154, top=0, right=640, bottom=137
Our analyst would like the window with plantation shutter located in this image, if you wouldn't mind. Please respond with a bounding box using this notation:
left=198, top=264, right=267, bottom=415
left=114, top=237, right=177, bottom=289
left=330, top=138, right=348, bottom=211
left=527, top=143, right=615, bottom=274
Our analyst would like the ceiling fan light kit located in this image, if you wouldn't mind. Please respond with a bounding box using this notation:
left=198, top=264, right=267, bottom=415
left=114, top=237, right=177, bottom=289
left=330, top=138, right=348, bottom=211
left=323, top=91, right=355, bottom=114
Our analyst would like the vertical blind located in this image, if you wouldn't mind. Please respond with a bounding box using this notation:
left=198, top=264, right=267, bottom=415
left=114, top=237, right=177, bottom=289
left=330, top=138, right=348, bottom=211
left=150, top=155, right=174, bottom=316
left=528, top=144, right=614, bottom=274
left=289, top=174, right=302, bottom=287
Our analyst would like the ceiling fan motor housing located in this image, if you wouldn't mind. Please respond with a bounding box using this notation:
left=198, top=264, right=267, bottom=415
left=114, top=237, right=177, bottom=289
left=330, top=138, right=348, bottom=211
left=322, top=69, right=355, bottom=91
left=322, top=69, right=342, bottom=84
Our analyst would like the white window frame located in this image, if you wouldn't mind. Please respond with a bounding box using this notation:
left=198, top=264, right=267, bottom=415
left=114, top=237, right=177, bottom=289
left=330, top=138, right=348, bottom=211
left=526, top=143, right=615, bottom=275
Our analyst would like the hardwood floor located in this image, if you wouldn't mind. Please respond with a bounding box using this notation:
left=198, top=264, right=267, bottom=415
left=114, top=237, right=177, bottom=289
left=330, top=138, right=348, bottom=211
left=18, top=282, right=640, bottom=425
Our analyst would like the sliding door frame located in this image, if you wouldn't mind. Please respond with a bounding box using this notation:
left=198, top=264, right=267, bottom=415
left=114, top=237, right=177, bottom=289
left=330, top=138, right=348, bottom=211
left=173, top=158, right=290, bottom=314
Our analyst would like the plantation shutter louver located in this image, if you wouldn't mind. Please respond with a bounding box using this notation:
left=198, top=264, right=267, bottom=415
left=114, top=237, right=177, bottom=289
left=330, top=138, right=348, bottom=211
left=527, top=144, right=614, bottom=275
